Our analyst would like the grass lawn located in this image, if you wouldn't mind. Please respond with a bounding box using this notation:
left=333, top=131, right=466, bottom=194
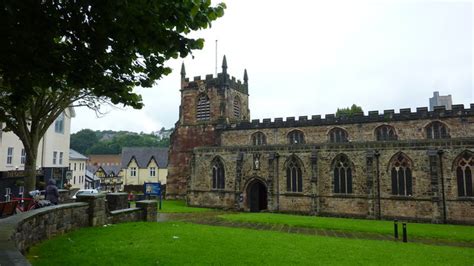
left=220, top=213, right=474, bottom=243
left=158, top=200, right=211, bottom=213
left=28, top=222, right=474, bottom=265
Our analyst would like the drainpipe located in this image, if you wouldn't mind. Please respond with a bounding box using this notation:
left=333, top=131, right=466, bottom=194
left=374, top=150, right=381, bottom=220
left=438, top=149, right=447, bottom=224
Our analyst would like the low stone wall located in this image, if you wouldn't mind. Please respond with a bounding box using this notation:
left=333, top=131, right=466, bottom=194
left=0, top=194, right=158, bottom=266
left=108, top=208, right=144, bottom=224
left=106, top=193, right=129, bottom=211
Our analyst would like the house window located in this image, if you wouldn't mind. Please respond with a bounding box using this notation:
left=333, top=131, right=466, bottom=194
left=21, top=149, right=26, bottom=164
left=59, top=152, right=63, bottom=165
left=196, top=95, right=210, bottom=121
left=286, top=156, right=303, bottom=192
left=329, top=127, right=348, bottom=143
left=130, top=167, right=137, bottom=177
left=333, top=154, right=353, bottom=194
left=456, top=152, right=473, bottom=197
left=150, top=167, right=156, bottom=177
left=390, top=153, right=413, bottom=196
left=53, top=151, right=58, bottom=165
left=74, top=163, right=77, bottom=171
left=288, top=130, right=305, bottom=144
left=252, top=132, right=267, bottom=145
left=6, top=147, right=13, bottom=164
left=74, top=176, right=76, bottom=184
left=425, top=121, right=449, bottom=139
left=233, top=96, right=241, bottom=119
left=375, top=125, right=397, bottom=141
left=212, top=158, right=225, bottom=189
left=54, top=113, right=65, bottom=133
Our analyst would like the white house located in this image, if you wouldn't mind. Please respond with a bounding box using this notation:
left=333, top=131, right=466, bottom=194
left=69, top=149, right=87, bottom=190
left=0, top=108, right=74, bottom=191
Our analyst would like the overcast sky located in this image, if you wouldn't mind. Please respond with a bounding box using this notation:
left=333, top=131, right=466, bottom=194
left=71, top=0, right=473, bottom=133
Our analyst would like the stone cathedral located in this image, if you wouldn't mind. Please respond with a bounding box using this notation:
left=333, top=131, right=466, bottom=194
left=167, top=56, right=474, bottom=224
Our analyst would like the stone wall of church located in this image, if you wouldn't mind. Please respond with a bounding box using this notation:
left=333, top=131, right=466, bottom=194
left=220, top=116, right=474, bottom=146
left=189, top=140, right=474, bottom=224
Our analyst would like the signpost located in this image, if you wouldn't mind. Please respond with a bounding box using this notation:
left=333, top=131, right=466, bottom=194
left=144, top=182, right=162, bottom=210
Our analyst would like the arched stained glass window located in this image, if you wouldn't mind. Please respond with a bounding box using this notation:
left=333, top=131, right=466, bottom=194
left=375, top=125, right=397, bottom=141
left=425, top=121, right=449, bottom=139
left=288, top=130, right=305, bottom=145
left=455, top=152, right=473, bottom=197
left=333, top=154, right=353, bottom=194
left=252, top=132, right=266, bottom=146
left=390, top=153, right=413, bottom=196
left=329, top=128, right=348, bottom=143
left=212, top=158, right=225, bottom=189
left=286, top=156, right=303, bottom=192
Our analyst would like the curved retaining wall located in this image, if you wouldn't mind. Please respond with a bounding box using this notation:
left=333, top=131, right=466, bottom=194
left=0, top=194, right=157, bottom=266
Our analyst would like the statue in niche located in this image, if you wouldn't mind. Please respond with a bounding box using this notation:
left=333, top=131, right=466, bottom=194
left=253, top=153, right=261, bottom=170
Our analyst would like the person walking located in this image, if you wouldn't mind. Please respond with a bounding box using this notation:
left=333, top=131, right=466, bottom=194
left=45, top=179, right=59, bottom=205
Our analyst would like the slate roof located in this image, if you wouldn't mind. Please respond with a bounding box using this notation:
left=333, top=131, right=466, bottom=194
left=69, top=149, right=88, bottom=160
left=121, top=147, right=169, bottom=168
left=101, top=165, right=122, bottom=176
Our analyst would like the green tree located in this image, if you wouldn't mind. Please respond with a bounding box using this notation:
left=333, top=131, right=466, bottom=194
left=0, top=0, right=225, bottom=192
left=71, top=129, right=99, bottom=155
left=336, top=104, right=364, bottom=118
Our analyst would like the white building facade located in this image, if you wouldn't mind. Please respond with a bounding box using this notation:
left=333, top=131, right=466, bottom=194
left=69, top=149, right=87, bottom=190
left=0, top=108, right=74, bottom=192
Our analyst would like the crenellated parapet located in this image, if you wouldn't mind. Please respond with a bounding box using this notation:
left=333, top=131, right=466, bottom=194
left=228, top=104, right=474, bottom=130
left=182, top=73, right=248, bottom=94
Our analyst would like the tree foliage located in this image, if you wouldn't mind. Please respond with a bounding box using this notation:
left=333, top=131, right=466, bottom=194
left=0, top=0, right=225, bottom=192
left=336, top=104, right=364, bottom=118
left=71, top=129, right=170, bottom=155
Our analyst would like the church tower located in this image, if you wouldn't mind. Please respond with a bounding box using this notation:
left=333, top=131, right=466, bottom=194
left=167, top=56, right=250, bottom=198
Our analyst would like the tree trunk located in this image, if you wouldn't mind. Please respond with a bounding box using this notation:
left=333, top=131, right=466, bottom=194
left=23, top=139, right=40, bottom=195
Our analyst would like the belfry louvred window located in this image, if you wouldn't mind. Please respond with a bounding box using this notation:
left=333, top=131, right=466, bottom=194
left=196, top=95, right=210, bottom=121
left=212, top=158, right=225, bottom=190
left=233, top=97, right=241, bottom=119
left=390, top=153, right=413, bottom=196
left=333, top=154, right=353, bottom=194
left=456, top=152, right=473, bottom=197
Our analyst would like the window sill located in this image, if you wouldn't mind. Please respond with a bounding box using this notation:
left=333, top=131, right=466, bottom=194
left=389, top=195, right=414, bottom=200
left=456, top=197, right=474, bottom=201
left=282, top=192, right=304, bottom=196
left=332, top=193, right=355, bottom=198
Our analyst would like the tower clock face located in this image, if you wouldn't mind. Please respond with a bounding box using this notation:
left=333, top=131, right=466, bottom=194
left=198, top=83, right=206, bottom=93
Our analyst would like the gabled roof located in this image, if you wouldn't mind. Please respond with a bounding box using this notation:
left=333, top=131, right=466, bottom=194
left=121, top=147, right=169, bottom=168
left=101, top=165, right=122, bottom=176
left=69, top=149, right=88, bottom=160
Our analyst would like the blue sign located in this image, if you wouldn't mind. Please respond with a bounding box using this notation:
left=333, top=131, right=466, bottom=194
left=144, top=182, right=161, bottom=196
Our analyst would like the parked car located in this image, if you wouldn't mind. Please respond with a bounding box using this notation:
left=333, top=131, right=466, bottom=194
left=72, top=189, right=99, bottom=199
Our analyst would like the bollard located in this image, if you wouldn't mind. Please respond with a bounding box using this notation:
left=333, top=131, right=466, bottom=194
left=394, top=220, right=398, bottom=239
left=402, top=223, right=407, bottom=243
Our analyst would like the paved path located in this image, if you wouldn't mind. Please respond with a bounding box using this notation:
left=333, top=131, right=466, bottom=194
left=157, top=212, right=474, bottom=248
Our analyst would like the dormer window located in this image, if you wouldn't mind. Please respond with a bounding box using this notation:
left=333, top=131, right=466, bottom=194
left=196, top=95, right=210, bottom=121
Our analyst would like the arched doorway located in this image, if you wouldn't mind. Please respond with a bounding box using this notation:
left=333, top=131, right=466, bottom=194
left=247, top=179, right=268, bottom=212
